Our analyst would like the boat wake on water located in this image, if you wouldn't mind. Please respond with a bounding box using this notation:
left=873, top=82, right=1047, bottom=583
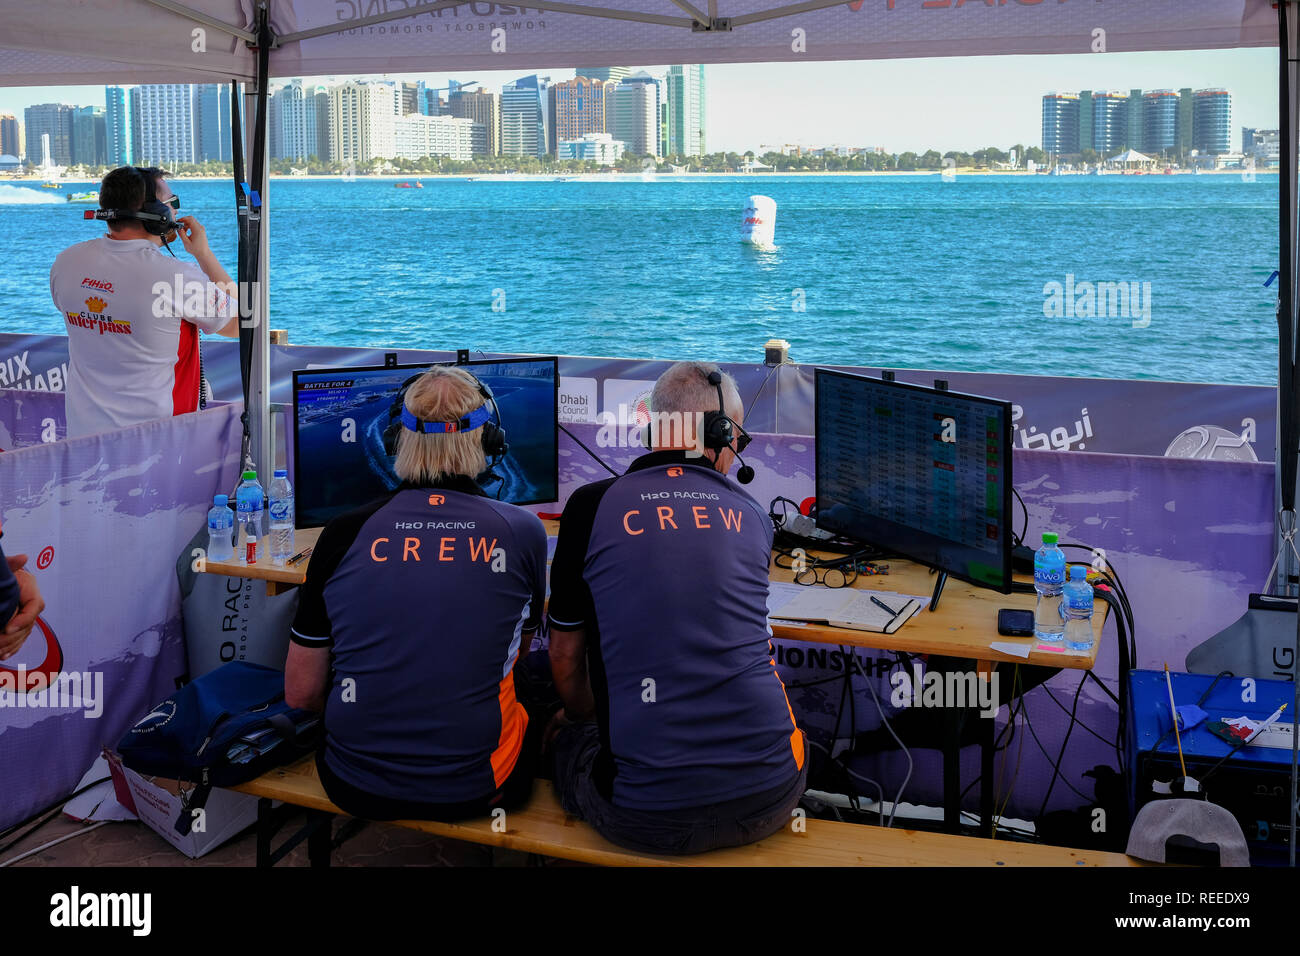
left=0, top=185, right=64, bottom=204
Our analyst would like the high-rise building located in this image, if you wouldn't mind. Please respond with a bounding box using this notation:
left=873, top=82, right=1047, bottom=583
left=327, top=82, right=396, bottom=164
left=608, top=72, right=661, bottom=158
left=501, top=75, right=550, bottom=158
left=400, top=82, right=421, bottom=116
left=1142, top=89, right=1180, bottom=157
left=448, top=88, right=500, bottom=157
left=1040, top=93, right=1079, bottom=156
left=549, top=76, right=607, bottom=155
left=1193, top=88, right=1232, bottom=154
left=1242, top=127, right=1280, bottom=167
left=105, top=86, right=136, bottom=165
left=0, top=114, right=21, bottom=161
left=24, top=103, right=73, bottom=167
left=576, top=67, right=631, bottom=84
left=1178, top=88, right=1195, bottom=157
left=393, top=114, right=476, bottom=161
left=666, top=65, right=706, bottom=157
left=271, top=80, right=322, bottom=161
left=1124, top=88, right=1144, bottom=152
left=71, top=106, right=106, bottom=166
left=557, top=132, right=624, bottom=164
left=1091, top=90, right=1128, bottom=155
left=194, top=84, right=232, bottom=162
left=314, top=87, right=331, bottom=160
left=136, top=84, right=198, bottom=165
left=1077, top=90, right=1093, bottom=155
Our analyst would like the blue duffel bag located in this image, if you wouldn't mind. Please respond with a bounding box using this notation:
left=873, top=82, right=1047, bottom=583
left=116, top=661, right=321, bottom=835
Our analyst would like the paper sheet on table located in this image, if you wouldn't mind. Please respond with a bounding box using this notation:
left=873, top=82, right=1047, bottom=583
left=767, top=582, right=930, bottom=633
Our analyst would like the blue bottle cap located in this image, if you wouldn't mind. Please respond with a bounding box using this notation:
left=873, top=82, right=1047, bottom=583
left=274, top=469, right=287, bottom=478
left=1070, top=565, right=1087, bottom=580
left=214, top=494, right=228, bottom=506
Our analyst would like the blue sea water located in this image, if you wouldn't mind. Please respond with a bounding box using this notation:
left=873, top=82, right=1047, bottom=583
left=0, top=173, right=1279, bottom=384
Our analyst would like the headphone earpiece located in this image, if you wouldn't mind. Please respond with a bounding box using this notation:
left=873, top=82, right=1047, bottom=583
left=133, top=167, right=176, bottom=237
left=700, top=370, right=733, bottom=453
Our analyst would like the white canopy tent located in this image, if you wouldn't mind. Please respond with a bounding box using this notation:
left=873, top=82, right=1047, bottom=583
left=1, top=0, right=1297, bottom=860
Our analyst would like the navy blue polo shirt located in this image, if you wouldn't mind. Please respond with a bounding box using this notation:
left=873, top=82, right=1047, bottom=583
left=290, top=477, right=547, bottom=804
left=547, top=449, right=805, bottom=811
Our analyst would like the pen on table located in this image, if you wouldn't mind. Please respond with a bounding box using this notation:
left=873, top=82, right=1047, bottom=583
left=286, top=546, right=313, bottom=567
left=870, top=595, right=900, bottom=619
left=1244, top=701, right=1288, bottom=744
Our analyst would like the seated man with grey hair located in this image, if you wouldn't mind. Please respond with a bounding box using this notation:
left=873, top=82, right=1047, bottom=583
left=285, top=365, right=548, bottom=822
left=547, top=360, right=807, bottom=854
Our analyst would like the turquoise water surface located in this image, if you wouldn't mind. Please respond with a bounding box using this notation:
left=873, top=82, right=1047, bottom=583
left=0, top=173, right=1279, bottom=384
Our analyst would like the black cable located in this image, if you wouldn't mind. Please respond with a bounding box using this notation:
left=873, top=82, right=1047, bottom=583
left=1038, top=681, right=1115, bottom=749
left=746, top=362, right=780, bottom=417
left=558, top=423, right=619, bottom=477
left=1011, top=486, right=1029, bottom=546
left=1035, top=671, right=1090, bottom=819
left=0, top=775, right=112, bottom=856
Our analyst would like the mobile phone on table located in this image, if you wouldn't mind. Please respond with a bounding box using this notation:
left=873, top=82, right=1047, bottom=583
left=997, top=608, right=1035, bottom=637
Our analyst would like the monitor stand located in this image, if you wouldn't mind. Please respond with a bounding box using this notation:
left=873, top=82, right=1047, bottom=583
left=928, top=571, right=948, bottom=612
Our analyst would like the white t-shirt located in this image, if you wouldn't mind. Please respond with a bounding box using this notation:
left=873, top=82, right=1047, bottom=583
left=50, top=236, right=234, bottom=438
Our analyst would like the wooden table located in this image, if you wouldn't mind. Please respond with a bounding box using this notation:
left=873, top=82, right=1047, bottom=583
left=200, top=520, right=1110, bottom=836
left=202, top=526, right=322, bottom=593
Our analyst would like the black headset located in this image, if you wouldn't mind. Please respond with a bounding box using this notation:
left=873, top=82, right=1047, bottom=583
left=382, top=365, right=508, bottom=467
left=700, top=368, right=755, bottom=484
left=85, top=167, right=177, bottom=239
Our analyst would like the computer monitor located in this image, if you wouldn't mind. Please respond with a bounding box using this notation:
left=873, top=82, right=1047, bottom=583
left=814, top=368, right=1013, bottom=602
left=292, top=357, right=559, bottom=529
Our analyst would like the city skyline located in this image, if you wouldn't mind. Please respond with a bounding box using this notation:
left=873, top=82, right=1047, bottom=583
left=0, top=48, right=1276, bottom=159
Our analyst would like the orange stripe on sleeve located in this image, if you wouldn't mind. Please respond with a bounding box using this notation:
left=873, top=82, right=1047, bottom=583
left=489, top=671, right=529, bottom=788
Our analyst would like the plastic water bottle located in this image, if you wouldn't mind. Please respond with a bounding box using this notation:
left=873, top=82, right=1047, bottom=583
left=1061, top=566, right=1095, bottom=651
left=206, top=494, right=234, bottom=563
left=268, top=469, right=295, bottom=566
left=234, top=469, right=264, bottom=554
left=1033, top=531, right=1066, bottom=641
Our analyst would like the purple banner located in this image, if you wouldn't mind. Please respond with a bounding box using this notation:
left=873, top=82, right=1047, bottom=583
left=0, top=333, right=1274, bottom=462
left=0, top=404, right=245, bottom=831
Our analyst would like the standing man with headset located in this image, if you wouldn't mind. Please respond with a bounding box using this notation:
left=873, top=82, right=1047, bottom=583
left=285, top=365, right=551, bottom=822
left=50, top=165, right=240, bottom=439
left=547, top=360, right=808, bottom=854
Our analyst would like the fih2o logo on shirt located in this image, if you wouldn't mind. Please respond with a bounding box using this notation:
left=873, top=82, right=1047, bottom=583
left=666, top=467, right=683, bottom=477
left=428, top=494, right=445, bottom=506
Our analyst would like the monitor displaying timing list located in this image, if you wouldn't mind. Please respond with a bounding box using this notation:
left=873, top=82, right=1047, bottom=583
left=814, top=368, right=1013, bottom=593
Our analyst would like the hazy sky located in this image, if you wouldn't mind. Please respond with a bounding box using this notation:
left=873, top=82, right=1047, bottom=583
left=0, top=48, right=1276, bottom=155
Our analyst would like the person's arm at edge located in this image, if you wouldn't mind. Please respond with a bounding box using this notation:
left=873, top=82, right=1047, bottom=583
left=175, top=215, right=240, bottom=338
left=284, top=642, right=329, bottom=712
left=549, top=625, right=594, bottom=721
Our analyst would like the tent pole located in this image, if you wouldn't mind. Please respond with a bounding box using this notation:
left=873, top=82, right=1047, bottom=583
left=1279, top=0, right=1300, bottom=870
left=244, top=5, right=273, bottom=481
left=1278, top=1, right=1300, bottom=599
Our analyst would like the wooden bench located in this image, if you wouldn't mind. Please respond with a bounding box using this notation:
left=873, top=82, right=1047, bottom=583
left=231, top=757, right=1142, bottom=867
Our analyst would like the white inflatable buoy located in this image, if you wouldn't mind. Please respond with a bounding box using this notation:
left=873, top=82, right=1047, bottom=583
left=740, top=195, right=776, bottom=248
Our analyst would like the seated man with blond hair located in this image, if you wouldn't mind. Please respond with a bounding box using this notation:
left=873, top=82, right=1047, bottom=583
left=285, top=365, right=548, bottom=821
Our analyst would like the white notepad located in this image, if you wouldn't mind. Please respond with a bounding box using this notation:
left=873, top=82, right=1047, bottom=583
left=769, top=587, right=922, bottom=634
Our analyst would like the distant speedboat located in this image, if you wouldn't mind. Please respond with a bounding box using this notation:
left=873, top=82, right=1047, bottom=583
left=395, top=181, right=415, bottom=188
left=66, top=191, right=97, bottom=203
left=40, top=182, right=61, bottom=189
